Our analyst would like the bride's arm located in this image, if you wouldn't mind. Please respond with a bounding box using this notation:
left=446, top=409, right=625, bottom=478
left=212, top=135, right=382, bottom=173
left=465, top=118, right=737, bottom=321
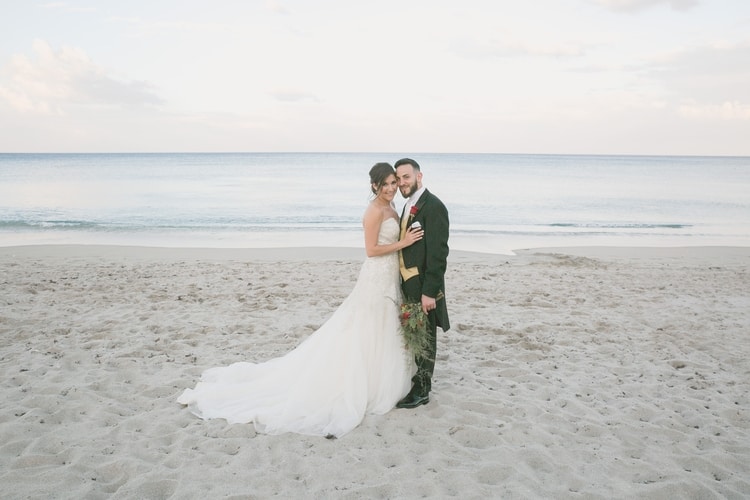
left=363, top=206, right=421, bottom=257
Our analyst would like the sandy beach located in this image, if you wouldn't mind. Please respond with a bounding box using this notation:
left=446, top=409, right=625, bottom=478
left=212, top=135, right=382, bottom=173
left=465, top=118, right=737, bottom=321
left=1, top=244, right=748, bottom=499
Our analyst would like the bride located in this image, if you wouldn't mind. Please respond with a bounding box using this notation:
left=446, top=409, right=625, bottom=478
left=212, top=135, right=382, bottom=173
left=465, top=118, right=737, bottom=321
left=177, top=163, right=423, bottom=438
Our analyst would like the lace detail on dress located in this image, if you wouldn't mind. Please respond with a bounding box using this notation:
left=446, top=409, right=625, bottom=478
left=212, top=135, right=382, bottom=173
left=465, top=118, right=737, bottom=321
left=358, top=218, right=401, bottom=304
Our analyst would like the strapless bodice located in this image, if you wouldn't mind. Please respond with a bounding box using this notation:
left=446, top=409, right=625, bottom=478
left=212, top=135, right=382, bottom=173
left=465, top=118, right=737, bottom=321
left=378, top=218, right=400, bottom=245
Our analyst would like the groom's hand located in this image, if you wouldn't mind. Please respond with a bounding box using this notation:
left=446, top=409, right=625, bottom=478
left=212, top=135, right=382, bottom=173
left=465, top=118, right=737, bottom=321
left=421, top=294, right=436, bottom=315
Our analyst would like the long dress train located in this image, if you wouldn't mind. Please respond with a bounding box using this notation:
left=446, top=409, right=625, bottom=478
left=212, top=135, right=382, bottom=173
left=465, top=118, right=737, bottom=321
left=177, top=218, right=415, bottom=437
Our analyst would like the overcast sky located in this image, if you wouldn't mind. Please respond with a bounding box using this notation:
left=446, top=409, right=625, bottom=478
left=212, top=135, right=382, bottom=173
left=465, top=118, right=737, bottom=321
left=1, top=0, right=749, bottom=155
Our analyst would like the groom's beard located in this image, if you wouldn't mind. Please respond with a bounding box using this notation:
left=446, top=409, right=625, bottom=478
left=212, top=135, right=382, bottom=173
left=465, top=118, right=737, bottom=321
left=400, top=181, right=418, bottom=199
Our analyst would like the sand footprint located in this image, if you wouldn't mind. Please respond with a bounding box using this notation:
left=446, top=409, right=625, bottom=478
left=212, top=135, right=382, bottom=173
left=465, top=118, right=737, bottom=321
left=115, top=478, right=178, bottom=499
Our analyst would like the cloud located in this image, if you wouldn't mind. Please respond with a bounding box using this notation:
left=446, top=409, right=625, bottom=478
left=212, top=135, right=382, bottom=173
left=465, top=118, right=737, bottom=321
left=268, top=88, right=320, bottom=103
left=591, top=0, right=699, bottom=12
left=455, top=37, right=588, bottom=59
left=265, top=1, right=291, bottom=15
left=641, top=40, right=750, bottom=104
left=40, top=2, right=96, bottom=13
left=107, top=16, right=226, bottom=38
left=618, top=40, right=750, bottom=123
left=0, top=39, right=163, bottom=115
left=679, top=101, right=750, bottom=120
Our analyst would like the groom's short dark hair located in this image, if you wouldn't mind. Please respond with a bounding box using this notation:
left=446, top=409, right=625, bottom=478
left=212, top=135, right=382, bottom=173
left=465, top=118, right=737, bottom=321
left=394, top=158, right=420, bottom=172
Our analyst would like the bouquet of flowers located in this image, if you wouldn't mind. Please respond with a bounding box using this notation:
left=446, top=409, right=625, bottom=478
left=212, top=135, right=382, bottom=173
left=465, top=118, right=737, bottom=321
left=399, top=302, right=432, bottom=360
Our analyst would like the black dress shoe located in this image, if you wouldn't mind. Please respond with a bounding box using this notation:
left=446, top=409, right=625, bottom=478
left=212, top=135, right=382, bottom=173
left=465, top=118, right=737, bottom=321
left=396, top=392, right=429, bottom=409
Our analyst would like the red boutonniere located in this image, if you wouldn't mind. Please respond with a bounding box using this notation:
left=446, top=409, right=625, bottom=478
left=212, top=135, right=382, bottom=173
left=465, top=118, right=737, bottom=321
left=409, top=205, right=418, bottom=217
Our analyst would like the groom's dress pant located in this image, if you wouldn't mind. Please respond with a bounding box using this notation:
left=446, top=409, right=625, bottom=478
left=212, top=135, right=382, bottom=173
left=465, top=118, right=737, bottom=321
left=402, top=276, right=437, bottom=394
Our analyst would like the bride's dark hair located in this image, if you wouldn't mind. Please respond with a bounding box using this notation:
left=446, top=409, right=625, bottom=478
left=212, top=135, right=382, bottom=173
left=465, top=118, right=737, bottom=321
left=369, top=162, right=395, bottom=195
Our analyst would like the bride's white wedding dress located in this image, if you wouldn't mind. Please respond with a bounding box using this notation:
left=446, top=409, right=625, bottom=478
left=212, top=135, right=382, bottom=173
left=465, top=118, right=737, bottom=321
left=177, top=218, right=415, bottom=437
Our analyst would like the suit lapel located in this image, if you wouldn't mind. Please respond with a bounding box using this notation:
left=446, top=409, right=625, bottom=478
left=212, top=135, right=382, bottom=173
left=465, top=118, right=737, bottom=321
left=401, top=190, right=429, bottom=239
left=414, top=190, right=429, bottom=213
left=411, top=190, right=429, bottom=225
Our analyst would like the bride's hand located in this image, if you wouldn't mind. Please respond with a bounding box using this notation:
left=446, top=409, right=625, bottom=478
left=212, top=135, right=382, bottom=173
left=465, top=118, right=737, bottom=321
left=402, top=227, right=424, bottom=247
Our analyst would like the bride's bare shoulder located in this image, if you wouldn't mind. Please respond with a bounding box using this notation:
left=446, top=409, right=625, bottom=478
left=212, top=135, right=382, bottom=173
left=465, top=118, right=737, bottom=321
left=363, top=202, right=383, bottom=225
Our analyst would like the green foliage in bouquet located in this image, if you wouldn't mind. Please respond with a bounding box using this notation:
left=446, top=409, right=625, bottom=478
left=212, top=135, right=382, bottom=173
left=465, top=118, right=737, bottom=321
left=399, top=302, right=432, bottom=361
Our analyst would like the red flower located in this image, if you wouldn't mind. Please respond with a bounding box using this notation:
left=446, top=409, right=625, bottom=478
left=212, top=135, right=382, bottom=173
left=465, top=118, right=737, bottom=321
left=409, top=205, right=418, bottom=216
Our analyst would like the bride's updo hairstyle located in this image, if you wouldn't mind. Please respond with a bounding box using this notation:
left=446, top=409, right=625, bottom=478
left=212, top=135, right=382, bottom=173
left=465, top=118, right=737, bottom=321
left=369, top=162, right=395, bottom=196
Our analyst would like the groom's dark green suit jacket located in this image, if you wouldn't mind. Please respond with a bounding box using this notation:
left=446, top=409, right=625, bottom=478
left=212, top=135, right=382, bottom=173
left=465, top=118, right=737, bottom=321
left=400, top=189, right=450, bottom=332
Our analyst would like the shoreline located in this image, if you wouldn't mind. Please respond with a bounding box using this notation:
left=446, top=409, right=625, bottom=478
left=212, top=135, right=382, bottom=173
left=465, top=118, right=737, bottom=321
left=3, top=225, right=749, bottom=258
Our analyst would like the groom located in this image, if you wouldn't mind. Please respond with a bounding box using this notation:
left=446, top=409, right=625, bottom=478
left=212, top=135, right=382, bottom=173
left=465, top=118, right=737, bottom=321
left=395, top=158, right=450, bottom=409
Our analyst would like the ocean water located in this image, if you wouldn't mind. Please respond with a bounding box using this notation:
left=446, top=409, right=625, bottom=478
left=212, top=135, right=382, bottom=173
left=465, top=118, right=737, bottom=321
left=1, top=152, right=749, bottom=255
